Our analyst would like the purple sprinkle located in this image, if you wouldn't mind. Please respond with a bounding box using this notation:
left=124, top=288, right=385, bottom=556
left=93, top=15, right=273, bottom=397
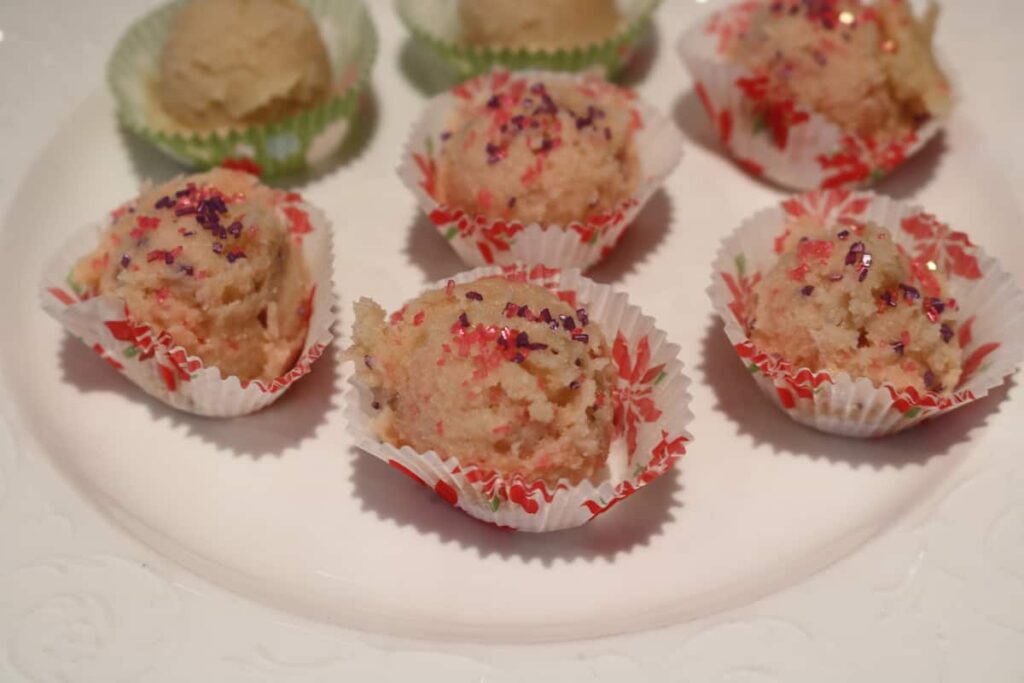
left=517, top=305, right=529, bottom=318
left=845, top=241, right=865, bottom=266
left=226, top=251, right=245, bottom=263
left=929, top=298, right=946, bottom=314
left=164, top=251, right=175, bottom=265
left=569, top=379, right=581, bottom=390
left=576, top=308, right=589, bottom=326
left=175, top=206, right=197, bottom=216
left=812, top=50, right=827, bottom=66
left=529, top=83, right=545, bottom=95
left=466, top=291, right=483, bottom=301
left=458, top=312, right=470, bottom=328
left=440, top=131, right=452, bottom=141
left=899, top=283, right=921, bottom=301
left=572, top=333, right=589, bottom=343
left=801, top=285, right=815, bottom=296
left=940, top=323, right=954, bottom=343
left=364, top=355, right=374, bottom=369
left=891, top=339, right=905, bottom=356
left=228, top=221, right=243, bottom=237
left=515, top=331, right=530, bottom=348
left=528, top=342, right=548, bottom=351
left=603, top=127, right=612, bottom=141
left=212, top=242, right=223, bottom=254
left=120, top=254, right=131, bottom=267
left=511, top=353, right=525, bottom=364
left=559, top=315, right=575, bottom=331
left=923, top=370, right=936, bottom=389
left=575, top=358, right=583, bottom=367
left=174, top=188, right=191, bottom=198
left=486, top=95, right=501, bottom=109
left=154, top=196, right=174, bottom=209
left=799, top=236, right=809, bottom=243
left=539, top=308, right=552, bottom=323
left=179, top=264, right=194, bottom=276
left=507, top=196, right=517, bottom=209
left=182, top=230, right=195, bottom=237
left=496, top=335, right=508, bottom=349
left=837, top=229, right=850, bottom=240
left=485, top=142, right=502, bottom=164
left=881, top=290, right=896, bottom=307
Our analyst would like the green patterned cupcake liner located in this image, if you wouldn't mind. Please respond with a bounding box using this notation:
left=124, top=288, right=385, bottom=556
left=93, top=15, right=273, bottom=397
left=108, top=0, right=377, bottom=177
left=395, top=0, right=660, bottom=81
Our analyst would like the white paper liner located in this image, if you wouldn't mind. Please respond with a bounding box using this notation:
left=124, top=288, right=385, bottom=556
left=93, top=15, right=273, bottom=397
left=344, top=263, right=694, bottom=531
left=397, top=70, right=683, bottom=271
left=709, top=189, right=1024, bottom=437
left=40, top=184, right=336, bottom=418
left=677, top=2, right=948, bottom=191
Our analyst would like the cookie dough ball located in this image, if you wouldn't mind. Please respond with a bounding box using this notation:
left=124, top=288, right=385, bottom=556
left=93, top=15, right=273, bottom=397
left=158, top=0, right=332, bottom=130
left=74, top=168, right=312, bottom=383
left=350, top=277, right=616, bottom=485
left=749, top=216, right=961, bottom=393
left=458, top=0, right=622, bottom=49
left=729, top=0, right=951, bottom=141
left=436, top=76, right=639, bottom=226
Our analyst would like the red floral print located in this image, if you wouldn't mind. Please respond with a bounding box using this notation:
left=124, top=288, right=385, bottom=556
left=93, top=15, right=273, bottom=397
left=735, top=75, right=810, bottom=150
left=817, top=133, right=915, bottom=189
left=901, top=212, right=982, bottom=281
left=612, top=335, right=665, bottom=459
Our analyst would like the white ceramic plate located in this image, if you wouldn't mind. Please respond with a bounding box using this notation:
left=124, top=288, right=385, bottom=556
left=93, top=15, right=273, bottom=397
left=1, top=1, right=1023, bottom=680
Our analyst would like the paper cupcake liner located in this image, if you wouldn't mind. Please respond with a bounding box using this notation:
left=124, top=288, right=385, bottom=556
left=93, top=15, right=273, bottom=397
left=395, top=0, right=660, bottom=80
left=108, top=0, right=377, bottom=178
left=709, top=189, right=1024, bottom=437
left=40, top=187, right=336, bottom=418
left=344, top=263, right=694, bottom=531
left=677, top=2, right=949, bottom=191
left=397, top=69, right=683, bottom=271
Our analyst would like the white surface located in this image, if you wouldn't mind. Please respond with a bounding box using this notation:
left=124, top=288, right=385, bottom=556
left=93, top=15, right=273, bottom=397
left=0, top=1, right=1023, bottom=680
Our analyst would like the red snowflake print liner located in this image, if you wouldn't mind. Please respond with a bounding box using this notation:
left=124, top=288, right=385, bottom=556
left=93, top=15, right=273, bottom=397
left=344, top=264, right=694, bottom=532
left=397, top=69, right=683, bottom=272
left=677, top=2, right=949, bottom=191
left=709, top=189, right=1024, bottom=437
left=40, top=190, right=336, bottom=417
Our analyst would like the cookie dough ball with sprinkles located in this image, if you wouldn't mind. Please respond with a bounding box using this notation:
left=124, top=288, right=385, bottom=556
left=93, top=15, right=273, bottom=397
left=727, top=0, right=951, bottom=142
left=157, top=0, right=332, bottom=130
left=458, top=0, right=622, bottom=50
left=749, top=215, right=961, bottom=393
left=349, top=277, right=616, bottom=486
left=72, top=168, right=312, bottom=383
left=436, top=74, right=640, bottom=227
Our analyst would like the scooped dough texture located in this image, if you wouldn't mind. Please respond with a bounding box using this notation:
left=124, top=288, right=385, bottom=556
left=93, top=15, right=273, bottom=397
left=750, top=216, right=961, bottom=393
left=437, top=75, right=639, bottom=226
left=74, top=168, right=311, bottom=383
left=158, top=0, right=332, bottom=129
left=728, top=0, right=951, bottom=140
left=458, top=0, right=623, bottom=50
left=350, top=277, right=616, bottom=485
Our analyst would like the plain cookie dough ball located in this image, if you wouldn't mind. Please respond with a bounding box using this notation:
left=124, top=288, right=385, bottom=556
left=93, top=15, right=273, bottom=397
left=74, top=168, right=312, bottom=383
left=729, top=0, right=951, bottom=141
left=458, top=0, right=623, bottom=50
left=749, top=216, right=961, bottom=393
left=350, top=277, right=616, bottom=485
left=158, top=0, right=332, bottom=130
left=436, top=75, right=639, bottom=226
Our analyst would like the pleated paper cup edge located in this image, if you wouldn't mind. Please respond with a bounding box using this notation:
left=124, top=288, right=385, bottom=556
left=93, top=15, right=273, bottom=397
left=342, top=263, right=694, bottom=532
left=708, top=190, right=1024, bottom=437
